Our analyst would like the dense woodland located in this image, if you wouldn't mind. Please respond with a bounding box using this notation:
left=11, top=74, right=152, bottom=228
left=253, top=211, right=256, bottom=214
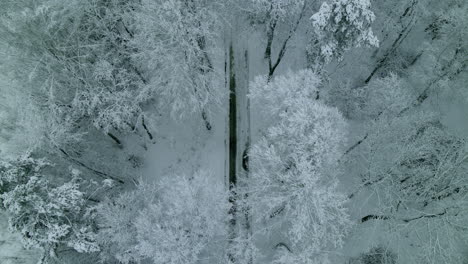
left=0, top=0, right=467, bottom=263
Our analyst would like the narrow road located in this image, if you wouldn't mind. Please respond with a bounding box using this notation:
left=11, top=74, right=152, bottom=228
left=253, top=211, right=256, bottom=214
left=227, top=28, right=252, bottom=262
left=228, top=41, right=238, bottom=262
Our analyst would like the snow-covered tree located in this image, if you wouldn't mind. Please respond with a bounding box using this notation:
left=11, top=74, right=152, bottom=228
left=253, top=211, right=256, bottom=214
left=0, top=154, right=99, bottom=263
left=338, top=70, right=468, bottom=263
left=131, top=0, right=225, bottom=128
left=247, top=0, right=306, bottom=22
left=247, top=70, right=352, bottom=262
left=97, top=183, right=149, bottom=264
left=135, top=173, right=229, bottom=264
left=238, top=0, right=379, bottom=78
left=241, top=0, right=311, bottom=78
left=0, top=0, right=150, bottom=138
left=325, top=73, right=413, bottom=119
left=0, top=77, right=52, bottom=157
left=325, top=0, right=468, bottom=255
left=351, top=111, right=468, bottom=263
left=309, top=0, right=379, bottom=66
left=0, top=0, right=154, bottom=204
left=98, top=171, right=230, bottom=264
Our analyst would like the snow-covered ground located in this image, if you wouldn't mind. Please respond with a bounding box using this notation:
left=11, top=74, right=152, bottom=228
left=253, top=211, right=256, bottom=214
left=142, top=107, right=227, bottom=187
left=0, top=212, right=39, bottom=264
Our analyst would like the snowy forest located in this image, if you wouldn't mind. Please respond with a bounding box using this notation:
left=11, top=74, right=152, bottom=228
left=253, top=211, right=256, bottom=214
left=0, top=0, right=467, bottom=263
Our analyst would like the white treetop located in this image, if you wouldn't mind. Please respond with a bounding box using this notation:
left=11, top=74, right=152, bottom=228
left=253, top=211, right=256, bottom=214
left=310, top=0, right=379, bottom=64
left=249, top=70, right=351, bottom=263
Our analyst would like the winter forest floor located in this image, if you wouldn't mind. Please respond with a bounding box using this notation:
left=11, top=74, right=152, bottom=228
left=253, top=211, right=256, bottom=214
left=1, top=1, right=468, bottom=263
